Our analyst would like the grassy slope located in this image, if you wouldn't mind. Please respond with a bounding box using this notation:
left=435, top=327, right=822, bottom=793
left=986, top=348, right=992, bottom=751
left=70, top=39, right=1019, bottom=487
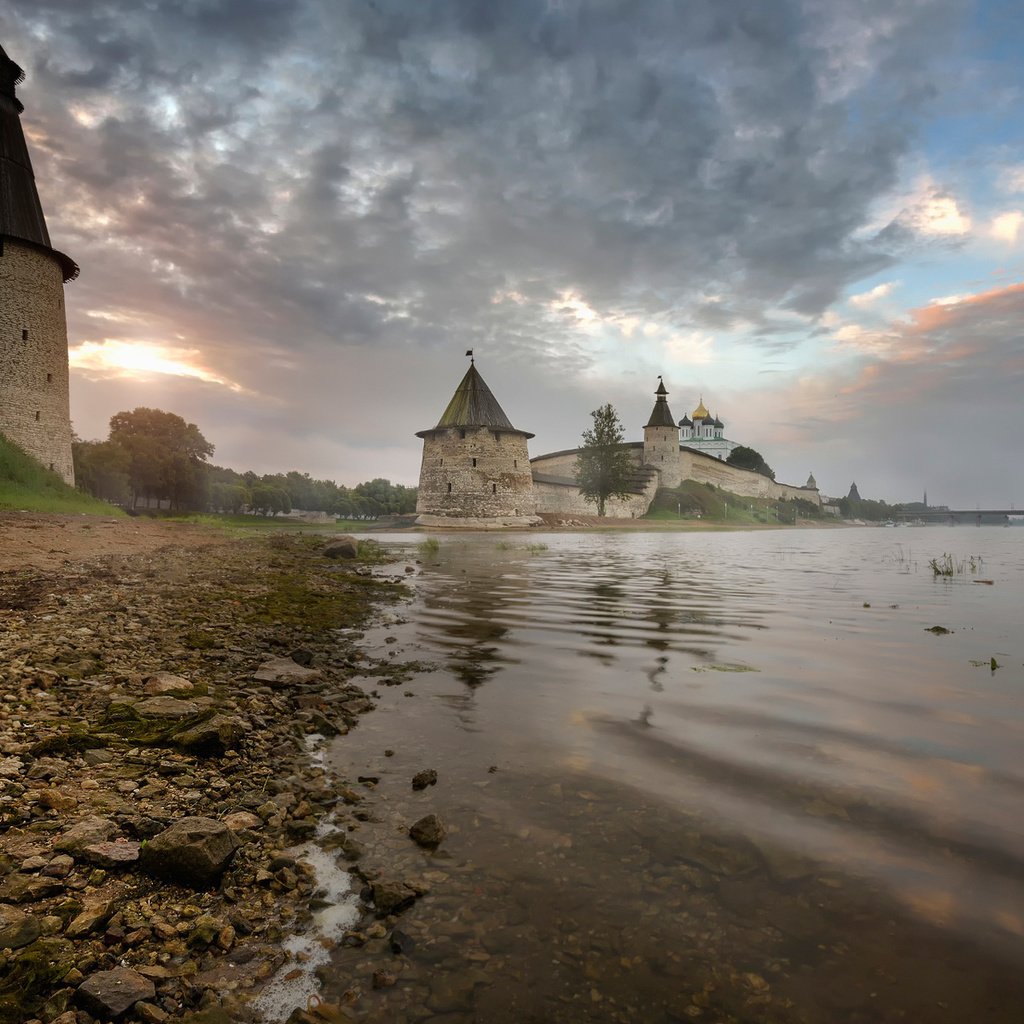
left=0, top=434, right=121, bottom=515
left=646, top=479, right=815, bottom=525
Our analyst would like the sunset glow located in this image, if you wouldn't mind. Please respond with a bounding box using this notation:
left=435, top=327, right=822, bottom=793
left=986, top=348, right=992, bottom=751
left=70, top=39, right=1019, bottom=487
left=69, top=340, right=245, bottom=392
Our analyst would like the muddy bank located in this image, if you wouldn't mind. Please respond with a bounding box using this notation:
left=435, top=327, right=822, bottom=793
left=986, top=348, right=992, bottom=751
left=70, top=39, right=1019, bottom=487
left=0, top=519, right=418, bottom=1024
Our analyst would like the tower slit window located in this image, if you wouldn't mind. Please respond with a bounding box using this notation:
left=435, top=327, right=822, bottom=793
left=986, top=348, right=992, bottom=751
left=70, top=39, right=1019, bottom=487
left=22, top=329, right=28, bottom=340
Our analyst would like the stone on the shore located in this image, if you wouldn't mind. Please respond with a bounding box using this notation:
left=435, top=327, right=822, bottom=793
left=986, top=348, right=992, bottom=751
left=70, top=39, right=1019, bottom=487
left=409, top=813, right=447, bottom=848
left=76, top=966, right=155, bottom=1019
left=54, top=815, right=118, bottom=856
left=143, top=671, right=195, bottom=697
left=0, top=872, right=64, bottom=903
left=139, top=817, right=240, bottom=887
left=80, top=840, right=142, bottom=869
left=322, top=535, right=359, bottom=559
left=65, top=894, right=120, bottom=938
left=371, top=878, right=422, bottom=915
left=0, top=905, right=40, bottom=948
left=252, top=657, right=322, bottom=686
left=411, top=768, right=438, bottom=790
left=174, top=714, right=245, bottom=756
left=222, top=811, right=262, bottom=832
left=135, top=696, right=201, bottom=719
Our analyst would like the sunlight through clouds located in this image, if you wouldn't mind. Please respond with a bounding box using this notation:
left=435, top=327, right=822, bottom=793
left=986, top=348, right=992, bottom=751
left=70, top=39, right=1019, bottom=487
left=69, top=340, right=249, bottom=393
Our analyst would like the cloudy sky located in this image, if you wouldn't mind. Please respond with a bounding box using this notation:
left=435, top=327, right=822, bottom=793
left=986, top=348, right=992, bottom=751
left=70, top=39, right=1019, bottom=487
left=5, top=0, right=1022, bottom=504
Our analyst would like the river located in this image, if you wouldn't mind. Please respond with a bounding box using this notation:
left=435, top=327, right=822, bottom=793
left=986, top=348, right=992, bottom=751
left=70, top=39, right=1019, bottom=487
left=322, top=526, right=1024, bottom=1023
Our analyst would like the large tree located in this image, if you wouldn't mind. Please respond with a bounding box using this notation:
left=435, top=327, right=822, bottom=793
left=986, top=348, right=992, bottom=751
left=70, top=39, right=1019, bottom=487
left=575, top=404, right=636, bottom=517
left=726, top=445, right=775, bottom=480
left=108, top=408, right=214, bottom=510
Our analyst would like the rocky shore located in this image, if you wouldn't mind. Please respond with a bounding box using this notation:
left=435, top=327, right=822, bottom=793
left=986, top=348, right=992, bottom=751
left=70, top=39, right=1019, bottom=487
left=0, top=518, right=422, bottom=1024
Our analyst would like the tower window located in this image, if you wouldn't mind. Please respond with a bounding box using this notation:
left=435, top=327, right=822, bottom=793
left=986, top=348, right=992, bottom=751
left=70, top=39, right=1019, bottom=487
left=472, top=458, right=477, bottom=467
left=460, top=430, right=466, bottom=439
left=492, top=484, right=496, bottom=494
left=22, top=329, right=28, bottom=340
left=49, top=463, right=54, bottom=471
left=447, top=483, right=452, bottom=493
left=35, top=411, right=40, bottom=421
left=440, top=458, right=443, bottom=466
left=46, top=373, right=52, bottom=383
left=514, top=460, right=517, bottom=468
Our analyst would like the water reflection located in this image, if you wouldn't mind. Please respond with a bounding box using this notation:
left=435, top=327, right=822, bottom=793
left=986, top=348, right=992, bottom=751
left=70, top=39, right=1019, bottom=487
left=327, top=529, right=1024, bottom=1022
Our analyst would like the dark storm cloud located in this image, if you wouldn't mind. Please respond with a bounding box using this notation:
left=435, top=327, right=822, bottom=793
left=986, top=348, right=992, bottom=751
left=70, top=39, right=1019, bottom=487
left=1, top=0, right=971, bottom=479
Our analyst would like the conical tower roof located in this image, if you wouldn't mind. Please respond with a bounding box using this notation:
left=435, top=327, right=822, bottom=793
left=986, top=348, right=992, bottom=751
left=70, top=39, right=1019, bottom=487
left=645, top=376, right=676, bottom=428
left=417, top=362, right=533, bottom=438
left=0, top=41, right=78, bottom=281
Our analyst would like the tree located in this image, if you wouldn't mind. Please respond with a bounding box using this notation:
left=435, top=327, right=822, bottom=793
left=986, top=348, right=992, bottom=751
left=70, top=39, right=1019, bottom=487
left=72, top=438, right=131, bottom=505
left=108, top=408, right=214, bottom=510
left=575, top=404, right=636, bottom=517
left=726, top=445, right=775, bottom=480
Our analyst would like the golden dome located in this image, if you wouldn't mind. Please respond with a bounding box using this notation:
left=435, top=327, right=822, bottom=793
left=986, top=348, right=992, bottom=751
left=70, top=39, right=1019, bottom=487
left=692, top=397, right=710, bottom=420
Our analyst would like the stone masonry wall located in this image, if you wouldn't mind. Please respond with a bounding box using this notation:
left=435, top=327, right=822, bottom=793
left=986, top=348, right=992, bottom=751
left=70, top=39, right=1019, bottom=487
left=679, top=449, right=820, bottom=505
left=533, top=472, right=658, bottom=518
left=0, top=240, right=74, bottom=483
left=417, top=427, right=537, bottom=518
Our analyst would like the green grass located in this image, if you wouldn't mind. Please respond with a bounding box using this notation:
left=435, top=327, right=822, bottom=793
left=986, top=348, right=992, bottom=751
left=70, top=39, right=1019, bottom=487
left=0, top=433, right=122, bottom=515
left=155, top=513, right=379, bottom=535
left=645, top=480, right=807, bottom=525
left=929, top=553, right=983, bottom=577
left=418, top=537, right=441, bottom=557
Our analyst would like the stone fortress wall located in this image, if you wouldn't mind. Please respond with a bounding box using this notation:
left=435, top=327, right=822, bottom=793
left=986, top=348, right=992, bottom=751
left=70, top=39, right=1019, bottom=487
left=0, top=240, right=75, bottom=483
left=529, top=442, right=820, bottom=515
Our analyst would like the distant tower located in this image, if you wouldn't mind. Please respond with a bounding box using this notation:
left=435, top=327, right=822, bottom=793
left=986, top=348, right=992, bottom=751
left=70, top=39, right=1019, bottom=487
left=0, top=43, right=77, bottom=483
left=415, top=357, right=540, bottom=525
left=643, top=377, right=682, bottom=486
left=806, top=472, right=817, bottom=489
left=848, top=482, right=861, bottom=502
left=923, top=490, right=928, bottom=508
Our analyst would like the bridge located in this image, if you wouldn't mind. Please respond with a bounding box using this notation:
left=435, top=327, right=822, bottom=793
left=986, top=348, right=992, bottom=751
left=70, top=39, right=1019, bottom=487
left=894, top=508, right=1023, bottom=525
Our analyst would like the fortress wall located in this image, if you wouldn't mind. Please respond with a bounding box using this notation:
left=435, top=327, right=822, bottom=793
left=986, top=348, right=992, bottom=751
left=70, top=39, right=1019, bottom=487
left=0, top=241, right=74, bottom=484
left=680, top=449, right=820, bottom=505
left=530, top=446, right=643, bottom=479
left=533, top=474, right=655, bottom=519
left=416, top=426, right=537, bottom=519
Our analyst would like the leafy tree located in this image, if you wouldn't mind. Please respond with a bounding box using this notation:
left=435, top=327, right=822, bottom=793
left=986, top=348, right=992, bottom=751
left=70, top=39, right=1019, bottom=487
left=726, top=445, right=775, bottom=480
left=575, top=404, right=636, bottom=516
left=72, top=438, right=131, bottom=505
left=210, top=481, right=249, bottom=514
left=108, top=408, right=214, bottom=511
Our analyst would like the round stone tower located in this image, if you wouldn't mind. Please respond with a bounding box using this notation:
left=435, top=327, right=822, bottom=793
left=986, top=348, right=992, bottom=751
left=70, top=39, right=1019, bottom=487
left=0, top=42, right=78, bottom=484
left=642, top=377, right=683, bottom=487
left=415, top=358, right=540, bottom=527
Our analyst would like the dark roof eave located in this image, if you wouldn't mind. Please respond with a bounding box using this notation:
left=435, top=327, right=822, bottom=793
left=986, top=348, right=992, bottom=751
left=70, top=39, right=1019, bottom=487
left=2, top=233, right=79, bottom=282
left=417, top=426, right=535, bottom=440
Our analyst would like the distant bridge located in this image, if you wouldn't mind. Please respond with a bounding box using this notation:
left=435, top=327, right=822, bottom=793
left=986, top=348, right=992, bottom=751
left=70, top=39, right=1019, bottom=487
left=894, top=508, right=1023, bottom=525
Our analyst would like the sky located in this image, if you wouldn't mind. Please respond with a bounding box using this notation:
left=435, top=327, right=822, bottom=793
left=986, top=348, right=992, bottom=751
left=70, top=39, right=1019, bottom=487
left=4, top=0, right=1022, bottom=506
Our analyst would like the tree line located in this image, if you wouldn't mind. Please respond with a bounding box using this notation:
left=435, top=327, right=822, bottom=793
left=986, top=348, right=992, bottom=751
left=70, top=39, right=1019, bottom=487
left=73, top=408, right=416, bottom=518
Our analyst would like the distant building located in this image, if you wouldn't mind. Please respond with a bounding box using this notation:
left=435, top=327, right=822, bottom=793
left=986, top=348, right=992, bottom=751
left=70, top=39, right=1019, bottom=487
left=678, top=396, right=739, bottom=461
left=0, top=42, right=77, bottom=484
left=414, top=362, right=821, bottom=525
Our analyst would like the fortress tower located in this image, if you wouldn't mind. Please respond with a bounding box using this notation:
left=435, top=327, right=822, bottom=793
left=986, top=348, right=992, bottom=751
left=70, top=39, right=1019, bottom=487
left=0, top=42, right=77, bottom=484
left=642, top=377, right=684, bottom=487
left=415, top=358, right=540, bottom=526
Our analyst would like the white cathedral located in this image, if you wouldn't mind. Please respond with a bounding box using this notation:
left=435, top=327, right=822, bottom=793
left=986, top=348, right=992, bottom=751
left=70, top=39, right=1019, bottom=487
left=678, top=397, right=738, bottom=461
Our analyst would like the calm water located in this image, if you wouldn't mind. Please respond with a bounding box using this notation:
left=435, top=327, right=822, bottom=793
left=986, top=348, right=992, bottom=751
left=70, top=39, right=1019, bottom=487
left=324, top=527, right=1024, bottom=1023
